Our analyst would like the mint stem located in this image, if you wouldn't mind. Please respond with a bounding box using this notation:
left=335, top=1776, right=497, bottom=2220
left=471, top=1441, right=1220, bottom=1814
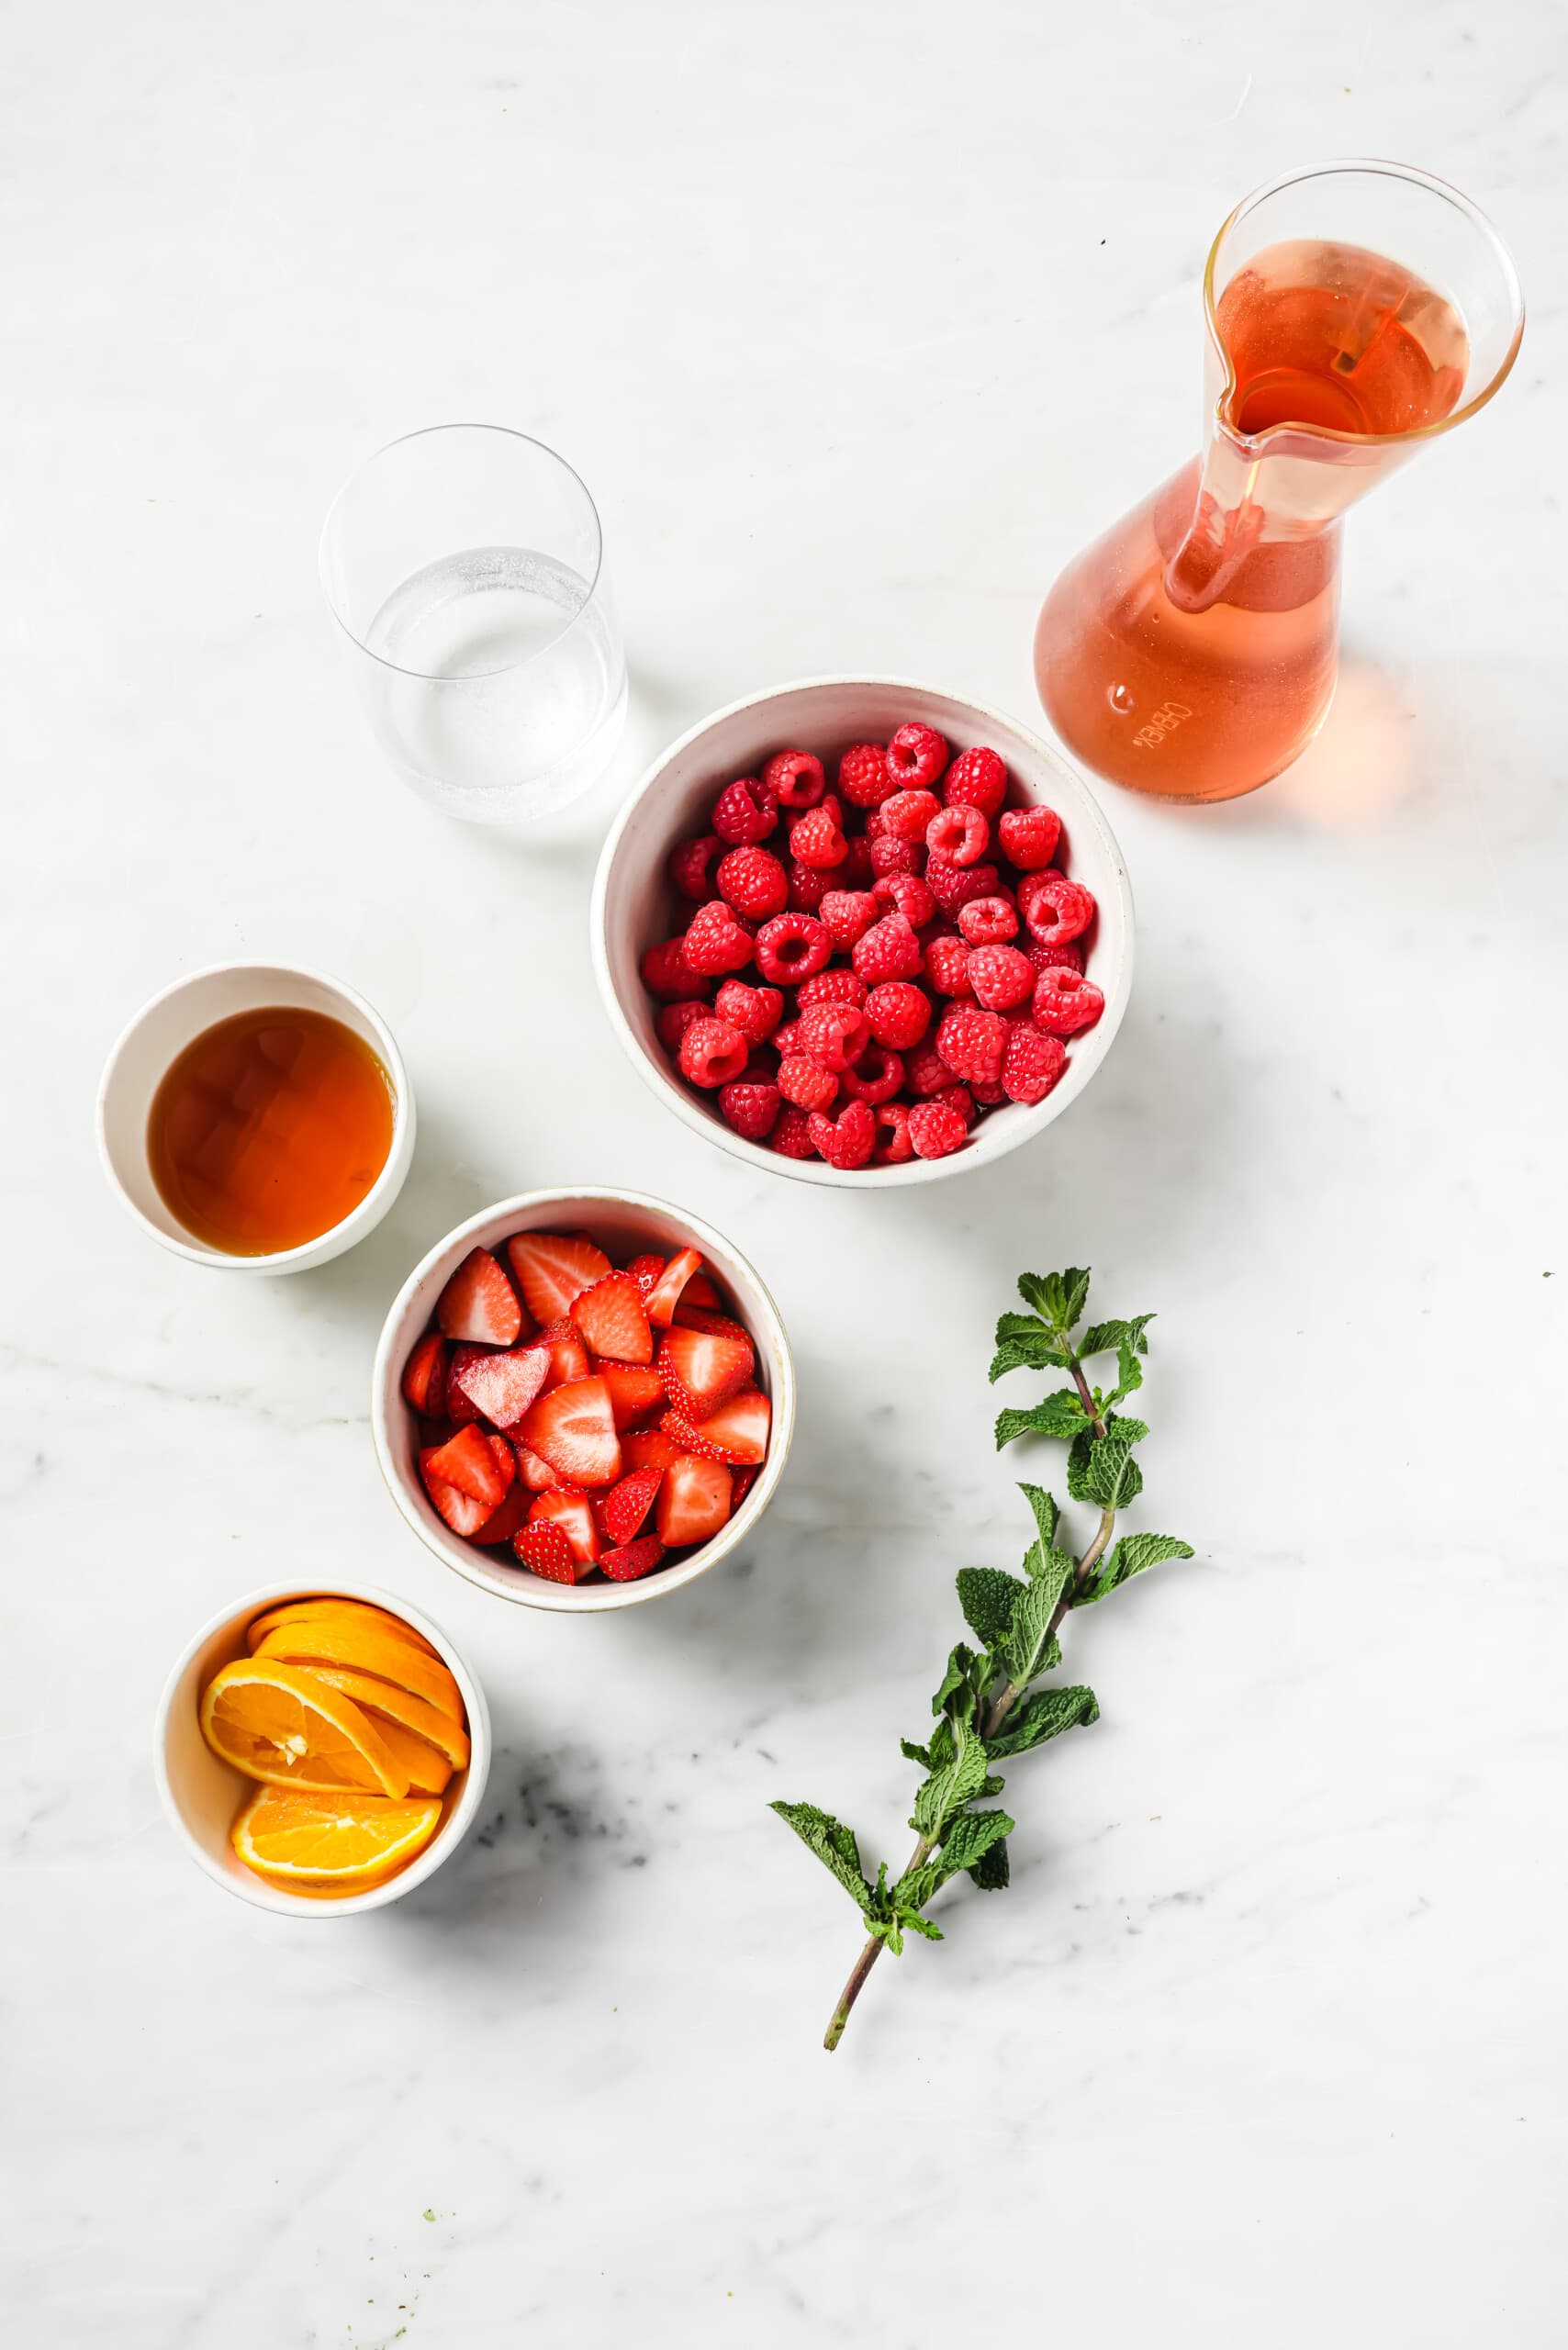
left=823, top=1326, right=1112, bottom=2053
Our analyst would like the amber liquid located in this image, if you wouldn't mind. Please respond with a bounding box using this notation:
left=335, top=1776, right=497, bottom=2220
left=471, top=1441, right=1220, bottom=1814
left=148, top=1007, right=396, bottom=1254
left=1035, top=241, right=1470, bottom=801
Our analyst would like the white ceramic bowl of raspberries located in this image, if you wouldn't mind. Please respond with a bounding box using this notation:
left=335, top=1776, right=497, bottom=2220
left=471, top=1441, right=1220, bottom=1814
left=592, top=677, right=1134, bottom=1184
left=371, top=1189, right=794, bottom=1613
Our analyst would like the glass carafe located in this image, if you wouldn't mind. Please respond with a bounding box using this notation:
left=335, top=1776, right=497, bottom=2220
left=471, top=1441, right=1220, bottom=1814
left=1034, top=162, right=1524, bottom=803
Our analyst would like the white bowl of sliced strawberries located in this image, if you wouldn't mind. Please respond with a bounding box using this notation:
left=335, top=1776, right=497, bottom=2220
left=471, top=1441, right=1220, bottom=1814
left=371, top=1189, right=794, bottom=1610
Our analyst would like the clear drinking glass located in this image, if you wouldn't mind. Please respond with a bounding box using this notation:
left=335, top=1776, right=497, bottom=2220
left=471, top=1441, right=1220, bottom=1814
left=319, top=425, right=628, bottom=823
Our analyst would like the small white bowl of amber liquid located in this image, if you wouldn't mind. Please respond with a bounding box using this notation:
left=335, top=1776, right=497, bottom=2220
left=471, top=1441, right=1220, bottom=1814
left=95, top=961, right=414, bottom=1272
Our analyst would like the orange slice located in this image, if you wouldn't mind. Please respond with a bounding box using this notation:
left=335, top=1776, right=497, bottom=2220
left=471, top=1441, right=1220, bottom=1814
left=297, top=1665, right=471, bottom=1772
left=246, top=1597, right=441, bottom=1661
left=231, top=1785, right=441, bottom=1889
left=254, top=1619, right=465, bottom=1722
left=200, top=1659, right=409, bottom=1797
left=368, top=1718, right=454, bottom=1797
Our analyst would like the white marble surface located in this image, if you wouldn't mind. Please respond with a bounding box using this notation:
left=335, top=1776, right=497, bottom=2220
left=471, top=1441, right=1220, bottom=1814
left=5, top=2, right=1565, bottom=2343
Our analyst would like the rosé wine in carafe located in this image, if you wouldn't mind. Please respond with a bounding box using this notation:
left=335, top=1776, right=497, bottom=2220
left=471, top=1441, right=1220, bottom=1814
left=1034, top=164, right=1523, bottom=803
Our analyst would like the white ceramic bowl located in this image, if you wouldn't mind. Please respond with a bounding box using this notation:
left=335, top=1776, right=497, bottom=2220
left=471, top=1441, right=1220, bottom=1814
left=96, top=961, right=415, bottom=1271
left=153, top=1578, right=491, bottom=1917
left=592, top=677, right=1135, bottom=1186
left=372, top=1188, right=795, bottom=1613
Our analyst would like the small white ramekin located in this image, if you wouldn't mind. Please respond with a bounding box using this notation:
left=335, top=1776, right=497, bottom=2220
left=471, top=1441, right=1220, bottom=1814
left=95, top=961, right=414, bottom=1272
left=153, top=1579, right=491, bottom=1918
left=371, top=1188, right=795, bottom=1614
left=591, top=676, right=1135, bottom=1187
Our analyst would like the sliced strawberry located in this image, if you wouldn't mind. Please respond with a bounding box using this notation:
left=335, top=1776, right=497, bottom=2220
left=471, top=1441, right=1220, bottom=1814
left=657, top=1322, right=755, bottom=1417
left=517, top=1375, right=622, bottom=1488
left=506, top=1230, right=612, bottom=1326
left=451, top=1344, right=550, bottom=1431
left=437, top=1248, right=523, bottom=1346
left=671, top=1305, right=755, bottom=1345
left=682, top=1271, right=722, bottom=1310
left=730, top=1464, right=759, bottom=1510
left=401, top=1331, right=448, bottom=1416
left=660, top=1406, right=723, bottom=1460
left=599, top=1536, right=666, bottom=1583
left=420, top=1423, right=508, bottom=1509
left=528, top=1486, right=600, bottom=1565
left=625, top=1253, right=666, bottom=1297
left=644, top=1247, right=704, bottom=1329
left=445, top=1342, right=494, bottom=1427
left=656, top=1455, right=733, bottom=1548
left=422, top=1472, right=491, bottom=1539
left=598, top=1467, right=663, bottom=1546
left=621, top=1428, right=688, bottom=1475
left=513, top=1442, right=559, bottom=1491
left=599, top=1363, right=666, bottom=1429
left=472, top=1474, right=532, bottom=1546
left=691, top=1386, right=771, bottom=1466
left=511, top=1521, right=588, bottom=1584
left=529, top=1320, right=593, bottom=1390
left=570, top=1271, right=654, bottom=1368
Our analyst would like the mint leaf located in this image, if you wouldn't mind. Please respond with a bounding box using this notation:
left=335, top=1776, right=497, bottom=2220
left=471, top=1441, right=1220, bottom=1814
left=969, top=1836, right=1010, bottom=1890
left=1077, top=1531, right=1193, bottom=1606
left=957, top=1567, right=1025, bottom=1647
left=994, top=1388, right=1092, bottom=1449
left=935, top=1807, right=1014, bottom=1874
left=891, top=1856, right=945, bottom=1910
left=986, top=1684, right=1098, bottom=1757
left=900, top=1737, right=931, bottom=1767
left=1109, top=1338, right=1144, bottom=1404
left=896, top=1907, right=944, bottom=1942
left=1001, top=1553, right=1073, bottom=1685
left=912, top=1719, right=991, bottom=1838
left=1063, top=1269, right=1092, bottom=1328
left=990, top=1326, right=1070, bottom=1381
left=1015, top=1269, right=1091, bottom=1332
left=1020, top=1483, right=1059, bottom=1553
left=1079, top=1313, right=1153, bottom=1359
left=1066, top=1427, right=1095, bottom=1500
left=1081, top=1437, right=1144, bottom=1510
left=931, top=1643, right=979, bottom=1723
left=770, top=1802, right=874, bottom=1913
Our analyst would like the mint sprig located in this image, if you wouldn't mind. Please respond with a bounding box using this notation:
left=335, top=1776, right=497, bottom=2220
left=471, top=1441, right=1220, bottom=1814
left=770, top=1269, right=1193, bottom=2052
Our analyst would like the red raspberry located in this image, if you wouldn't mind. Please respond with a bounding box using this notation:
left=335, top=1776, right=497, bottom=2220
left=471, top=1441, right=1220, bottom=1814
left=717, top=845, right=788, bottom=921
left=868, top=831, right=922, bottom=878
left=797, top=968, right=868, bottom=1011
left=872, top=870, right=937, bottom=928
left=711, top=775, right=778, bottom=844
left=881, top=787, right=941, bottom=844
left=717, top=1080, right=780, bottom=1140
left=778, top=1055, right=838, bottom=1113
left=678, top=1017, right=749, bottom=1089
left=852, top=912, right=923, bottom=985
left=787, top=859, right=826, bottom=912
left=642, top=936, right=713, bottom=1001
left=907, top=1100, right=969, bottom=1159
left=683, top=900, right=756, bottom=977
left=871, top=1101, right=913, bottom=1164
left=967, top=944, right=1036, bottom=1013
left=969, top=1076, right=1008, bottom=1106
left=924, top=934, right=974, bottom=998
left=934, top=1082, right=975, bottom=1126
left=1002, top=1020, right=1067, bottom=1105
left=657, top=1000, right=711, bottom=1054
left=997, top=803, right=1062, bottom=870
left=1021, top=935, right=1084, bottom=978
left=935, top=1002, right=1008, bottom=1086
left=808, top=1098, right=876, bottom=1169
left=669, top=834, right=722, bottom=901
left=838, top=834, right=875, bottom=890
left=887, top=722, right=950, bottom=790
left=839, top=1046, right=903, bottom=1104
left=755, top=912, right=832, bottom=985
left=925, top=804, right=991, bottom=867
left=798, top=1002, right=870, bottom=1072
left=837, top=742, right=895, bottom=810
left=943, top=744, right=1007, bottom=817
left=820, top=889, right=879, bottom=949
left=1017, top=870, right=1096, bottom=949
left=771, top=1019, right=802, bottom=1057
left=762, top=748, right=827, bottom=809
left=958, top=893, right=1019, bottom=946
left=907, top=1046, right=952, bottom=1097
left=925, top=856, right=1001, bottom=916
left=1032, top=967, right=1105, bottom=1036
left=771, top=1102, right=818, bottom=1158
left=713, top=979, right=783, bottom=1044
left=790, top=808, right=848, bottom=870
left=865, top=980, right=931, bottom=1050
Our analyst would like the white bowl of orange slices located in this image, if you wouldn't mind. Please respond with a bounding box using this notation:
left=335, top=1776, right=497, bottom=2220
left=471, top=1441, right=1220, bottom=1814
left=154, top=1582, right=490, bottom=1914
